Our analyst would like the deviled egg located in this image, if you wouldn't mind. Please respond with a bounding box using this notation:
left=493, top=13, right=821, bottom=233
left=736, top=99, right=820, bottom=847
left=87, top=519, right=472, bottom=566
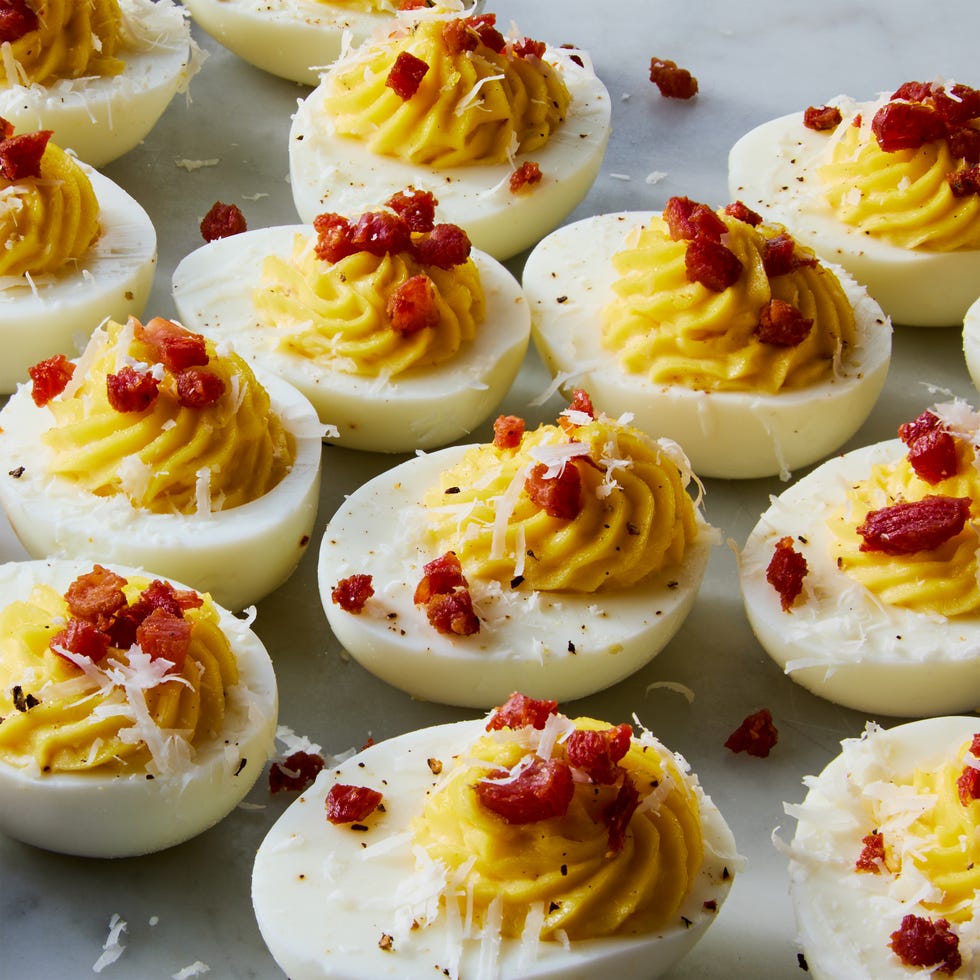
left=524, top=201, right=891, bottom=480
left=962, top=293, right=980, bottom=392
left=319, top=397, right=715, bottom=707
left=728, top=80, right=980, bottom=327
left=0, top=316, right=323, bottom=611
left=783, top=716, right=980, bottom=978
left=0, top=123, right=156, bottom=393
left=740, top=399, right=980, bottom=716
left=172, top=191, right=529, bottom=452
left=289, top=6, right=610, bottom=260
left=0, top=558, right=277, bottom=858
left=252, top=694, right=738, bottom=979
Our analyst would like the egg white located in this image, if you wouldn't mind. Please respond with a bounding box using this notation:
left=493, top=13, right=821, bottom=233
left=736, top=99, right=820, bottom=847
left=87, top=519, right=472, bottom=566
left=252, top=717, right=738, bottom=980
left=0, top=558, right=278, bottom=858
left=728, top=109, right=980, bottom=328
left=172, top=225, right=531, bottom=452
left=317, top=445, right=714, bottom=708
left=0, top=0, right=201, bottom=168
left=0, top=371, right=323, bottom=612
left=523, top=211, right=892, bottom=481
left=288, top=47, right=611, bottom=261
left=0, top=165, right=157, bottom=394
left=962, top=294, right=980, bottom=393
left=785, top=716, right=980, bottom=980
left=740, top=440, right=980, bottom=717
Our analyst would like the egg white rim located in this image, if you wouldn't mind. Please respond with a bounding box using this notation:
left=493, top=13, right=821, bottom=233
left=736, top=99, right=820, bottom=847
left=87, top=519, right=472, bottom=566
left=172, top=225, right=532, bottom=452
left=524, top=211, right=892, bottom=481
left=0, top=557, right=278, bottom=859
left=961, top=294, right=980, bottom=393
left=318, top=444, right=715, bottom=708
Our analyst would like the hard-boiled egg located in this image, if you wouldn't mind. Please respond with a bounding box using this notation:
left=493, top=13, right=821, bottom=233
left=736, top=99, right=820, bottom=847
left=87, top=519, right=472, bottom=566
left=728, top=83, right=980, bottom=327
left=962, top=293, right=980, bottom=392
left=524, top=209, right=891, bottom=480
left=171, top=222, right=530, bottom=453
left=318, top=407, right=714, bottom=707
left=252, top=708, right=738, bottom=979
left=783, top=716, right=980, bottom=979
left=740, top=400, right=980, bottom=716
left=0, top=318, right=323, bottom=611
left=0, top=0, right=201, bottom=168
left=0, top=558, right=278, bottom=858
left=288, top=10, right=610, bottom=260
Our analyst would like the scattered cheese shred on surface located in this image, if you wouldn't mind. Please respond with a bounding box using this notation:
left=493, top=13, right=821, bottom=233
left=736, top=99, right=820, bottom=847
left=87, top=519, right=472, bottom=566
left=172, top=962, right=210, bottom=979
left=92, top=913, right=127, bottom=973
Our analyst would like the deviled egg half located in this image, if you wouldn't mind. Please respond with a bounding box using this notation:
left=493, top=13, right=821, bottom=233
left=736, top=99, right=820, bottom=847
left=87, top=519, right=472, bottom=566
left=524, top=200, right=891, bottom=480
left=961, top=294, right=980, bottom=392
left=0, top=558, right=277, bottom=858
left=728, top=80, right=980, bottom=327
left=172, top=189, right=529, bottom=452
left=740, top=399, right=980, bottom=716
left=252, top=693, right=738, bottom=980
left=783, top=716, right=980, bottom=978
left=0, top=123, right=156, bottom=393
left=0, top=316, right=323, bottom=611
left=319, top=395, right=715, bottom=707
left=289, top=5, right=610, bottom=260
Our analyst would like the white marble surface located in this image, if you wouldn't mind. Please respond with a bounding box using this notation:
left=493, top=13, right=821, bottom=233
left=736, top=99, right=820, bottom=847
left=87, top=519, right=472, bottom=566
left=2, top=1, right=980, bottom=977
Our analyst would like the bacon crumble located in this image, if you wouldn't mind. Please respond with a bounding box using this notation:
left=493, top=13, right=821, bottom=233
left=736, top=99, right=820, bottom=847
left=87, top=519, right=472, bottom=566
left=888, top=914, right=961, bottom=974
left=386, top=50, right=430, bottom=100
left=803, top=104, right=842, bottom=131
left=269, top=750, right=326, bottom=794
left=414, top=552, right=479, bottom=636
left=331, top=573, right=375, bottom=614
left=326, top=783, right=384, bottom=824
left=724, top=708, right=778, bottom=758
left=0, top=127, right=52, bottom=181
left=649, top=57, right=698, bottom=99
left=509, top=160, right=542, bottom=194
left=28, top=353, right=75, bottom=407
left=106, top=366, right=160, bottom=413
left=525, top=460, right=583, bottom=519
left=766, top=536, right=808, bottom=611
left=0, top=1, right=39, bottom=43
left=855, top=830, right=886, bottom=873
left=492, top=414, right=525, bottom=449
left=386, top=273, right=439, bottom=335
left=856, top=495, right=971, bottom=555
left=200, top=201, right=247, bottom=242
left=755, top=298, right=813, bottom=347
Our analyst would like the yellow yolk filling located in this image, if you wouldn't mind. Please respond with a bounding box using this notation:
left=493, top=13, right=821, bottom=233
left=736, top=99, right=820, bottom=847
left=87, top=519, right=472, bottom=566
left=830, top=436, right=980, bottom=616
left=321, top=15, right=571, bottom=167
left=41, top=319, right=295, bottom=515
left=253, top=234, right=485, bottom=378
left=601, top=213, right=856, bottom=394
left=412, top=717, right=704, bottom=940
left=422, top=416, right=699, bottom=592
left=0, top=579, right=238, bottom=775
left=0, top=139, right=100, bottom=277
left=819, top=121, right=980, bottom=251
left=0, top=0, right=125, bottom=86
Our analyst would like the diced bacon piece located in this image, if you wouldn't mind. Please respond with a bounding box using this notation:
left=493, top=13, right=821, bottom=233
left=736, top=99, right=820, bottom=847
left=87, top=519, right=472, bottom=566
left=493, top=414, right=525, bottom=449
left=525, top=460, right=582, bottom=519
left=649, top=56, right=698, bottom=99
left=663, top=195, right=726, bottom=242
left=65, top=565, right=128, bottom=623
left=386, top=51, right=429, bottom=100
left=106, top=601, right=150, bottom=650
left=350, top=210, right=412, bottom=257
left=512, top=37, right=546, bottom=60
left=755, top=299, right=813, bottom=347
left=925, top=82, right=980, bottom=126
left=948, top=126, right=980, bottom=164
left=872, top=101, right=947, bottom=152
left=136, top=607, right=192, bottom=673
left=200, top=201, right=246, bottom=242
left=176, top=368, right=226, bottom=409
left=475, top=757, right=574, bottom=823
left=269, top=750, right=326, bottom=793
left=568, top=388, right=596, bottom=418
left=387, top=273, right=439, bottom=335
left=948, top=165, right=980, bottom=197
left=410, top=223, right=471, bottom=269
left=51, top=617, right=110, bottom=665
left=602, top=773, right=641, bottom=852
left=486, top=692, right=559, bottom=731
left=139, top=579, right=197, bottom=615
left=855, top=830, right=886, bottom=873
left=724, top=200, right=763, bottom=226
left=762, top=232, right=803, bottom=277
left=0, top=129, right=52, bottom=180
left=326, top=783, right=383, bottom=824
left=891, top=80, right=936, bottom=104
left=898, top=410, right=942, bottom=446
left=856, top=495, right=971, bottom=555
left=413, top=552, right=466, bottom=605
left=0, top=117, right=12, bottom=140
left=136, top=317, right=209, bottom=372
left=28, top=353, right=74, bottom=406
left=724, top=708, right=778, bottom=758
left=106, top=366, right=159, bottom=413
left=906, top=427, right=958, bottom=484
left=442, top=17, right=479, bottom=55
left=685, top=238, right=743, bottom=291
left=331, top=574, right=374, bottom=614
left=425, top=590, right=480, bottom=636
left=565, top=723, right=633, bottom=784
left=313, top=212, right=357, bottom=263
left=467, top=13, right=505, bottom=53
left=803, top=105, right=843, bottom=131
left=509, top=160, right=542, bottom=194
left=0, top=0, right=38, bottom=43
left=889, top=915, right=961, bottom=974
left=385, top=187, right=437, bottom=233
left=956, top=764, right=980, bottom=806
left=766, top=536, right=807, bottom=612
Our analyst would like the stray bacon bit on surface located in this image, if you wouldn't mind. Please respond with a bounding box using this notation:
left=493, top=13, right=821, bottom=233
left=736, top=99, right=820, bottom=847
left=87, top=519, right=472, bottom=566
left=175, top=368, right=226, bottom=409
left=724, top=708, right=778, bottom=758
left=414, top=552, right=480, bottom=636
left=0, top=127, right=52, bottom=181
left=0, top=1, right=39, bottom=44
left=325, top=783, right=384, bottom=824
left=569, top=387, right=596, bottom=418
left=723, top=200, right=762, bottom=226
left=200, top=201, right=246, bottom=242
left=441, top=17, right=479, bottom=55
left=889, top=914, right=961, bottom=974
left=525, top=460, right=583, bottom=520
left=565, top=724, right=633, bottom=784
left=486, top=692, right=559, bottom=731
left=475, top=757, right=575, bottom=824
left=855, top=830, right=886, bottom=873
left=106, top=365, right=160, bottom=413
left=766, top=536, right=808, bottom=611
left=331, top=573, right=374, bottom=614
left=509, top=159, right=542, bottom=194
left=956, top=733, right=980, bottom=806
left=413, top=551, right=466, bottom=604
left=269, top=750, right=326, bottom=793
left=492, top=414, right=525, bottom=449
left=649, top=57, right=698, bottom=99
left=387, top=273, right=439, bottom=335
left=28, top=353, right=75, bottom=407
left=386, top=50, right=429, bottom=100
left=803, top=104, right=843, bottom=131
left=755, top=298, right=813, bottom=347
left=856, top=495, right=971, bottom=556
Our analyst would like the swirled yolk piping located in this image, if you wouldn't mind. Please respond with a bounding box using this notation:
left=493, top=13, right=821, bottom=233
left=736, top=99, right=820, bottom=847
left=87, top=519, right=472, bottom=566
left=320, top=12, right=571, bottom=167
left=600, top=210, right=856, bottom=394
